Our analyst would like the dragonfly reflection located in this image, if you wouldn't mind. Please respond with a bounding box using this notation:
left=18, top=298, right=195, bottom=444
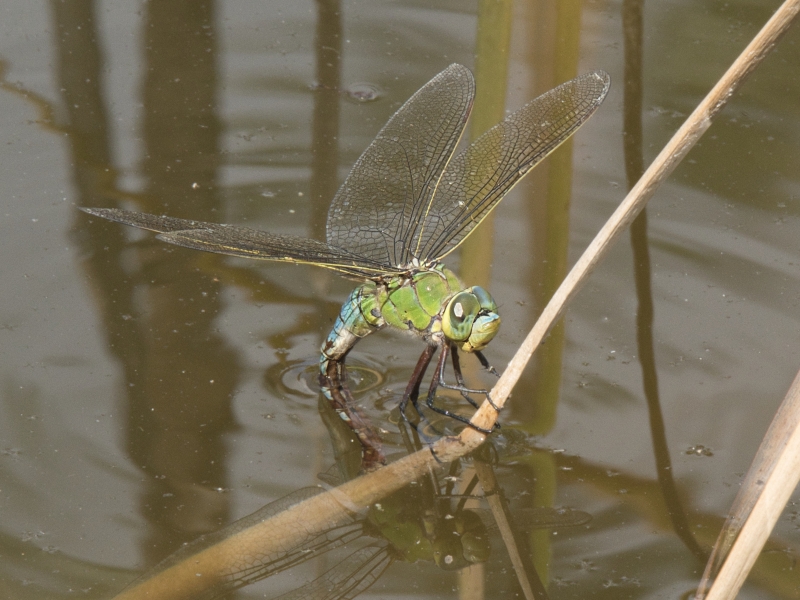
left=123, top=470, right=590, bottom=600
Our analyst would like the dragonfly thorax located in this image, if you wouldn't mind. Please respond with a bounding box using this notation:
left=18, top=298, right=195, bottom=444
left=373, top=266, right=500, bottom=351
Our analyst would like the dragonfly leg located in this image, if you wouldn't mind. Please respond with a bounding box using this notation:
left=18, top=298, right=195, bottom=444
left=441, top=345, right=501, bottom=413
left=474, top=350, right=500, bottom=378
left=320, top=357, right=386, bottom=470
left=399, top=344, right=437, bottom=424
left=428, top=445, right=447, bottom=465
left=421, top=345, right=495, bottom=435
left=449, top=347, right=480, bottom=409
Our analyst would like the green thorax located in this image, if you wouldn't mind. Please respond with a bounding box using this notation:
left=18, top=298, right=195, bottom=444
left=374, top=264, right=464, bottom=334
left=365, top=487, right=490, bottom=568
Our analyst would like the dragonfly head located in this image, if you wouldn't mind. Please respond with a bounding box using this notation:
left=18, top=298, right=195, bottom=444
left=432, top=509, right=491, bottom=570
left=442, top=286, right=500, bottom=353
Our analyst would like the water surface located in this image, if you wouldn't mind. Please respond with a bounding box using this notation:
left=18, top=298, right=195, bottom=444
left=0, top=0, right=799, bottom=598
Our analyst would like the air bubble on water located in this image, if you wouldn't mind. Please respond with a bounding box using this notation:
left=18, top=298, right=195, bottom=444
left=345, top=83, right=382, bottom=103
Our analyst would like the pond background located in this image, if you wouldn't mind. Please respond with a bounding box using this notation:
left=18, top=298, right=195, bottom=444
left=1, top=0, right=799, bottom=598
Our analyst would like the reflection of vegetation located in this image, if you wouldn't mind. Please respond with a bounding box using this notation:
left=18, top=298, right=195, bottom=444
left=513, top=0, right=585, bottom=434
left=0, top=59, right=59, bottom=132
left=458, top=0, right=513, bottom=290
left=624, top=0, right=706, bottom=565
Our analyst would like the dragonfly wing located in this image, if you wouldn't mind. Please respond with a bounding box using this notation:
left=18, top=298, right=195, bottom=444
left=82, top=207, right=233, bottom=235
left=219, top=522, right=368, bottom=598
left=122, top=486, right=368, bottom=600
left=271, top=544, right=393, bottom=600
left=81, top=208, right=400, bottom=278
left=326, top=64, right=475, bottom=267
left=413, top=71, right=611, bottom=262
left=512, top=506, right=592, bottom=530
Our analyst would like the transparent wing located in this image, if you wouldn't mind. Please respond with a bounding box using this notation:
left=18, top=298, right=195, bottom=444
left=414, top=71, right=611, bottom=262
left=326, top=63, right=475, bottom=267
left=121, top=486, right=367, bottom=600
left=81, top=208, right=403, bottom=279
left=271, top=545, right=393, bottom=600
left=498, top=506, right=592, bottom=530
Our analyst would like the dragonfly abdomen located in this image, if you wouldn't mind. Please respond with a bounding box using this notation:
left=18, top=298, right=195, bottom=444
left=320, top=281, right=386, bottom=366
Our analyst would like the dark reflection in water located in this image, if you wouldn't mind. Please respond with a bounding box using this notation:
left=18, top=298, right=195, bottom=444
left=622, top=0, right=706, bottom=564
left=54, top=0, right=138, bottom=376
left=65, top=0, right=240, bottom=565
left=309, top=0, right=342, bottom=242
left=133, top=1, right=238, bottom=562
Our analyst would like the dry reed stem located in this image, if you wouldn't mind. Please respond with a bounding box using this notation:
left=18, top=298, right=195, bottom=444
left=701, top=369, right=800, bottom=599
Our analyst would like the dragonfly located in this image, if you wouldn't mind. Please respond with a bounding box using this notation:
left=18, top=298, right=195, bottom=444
left=81, top=64, right=610, bottom=454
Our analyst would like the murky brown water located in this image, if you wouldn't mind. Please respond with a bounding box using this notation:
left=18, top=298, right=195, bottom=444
left=1, top=1, right=799, bottom=598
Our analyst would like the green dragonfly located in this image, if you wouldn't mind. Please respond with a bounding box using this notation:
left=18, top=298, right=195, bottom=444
left=81, top=64, right=609, bottom=446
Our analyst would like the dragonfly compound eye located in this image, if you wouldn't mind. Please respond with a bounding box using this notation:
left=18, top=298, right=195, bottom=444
left=456, top=510, right=491, bottom=564
left=444, top=286, right=500, bottom=352
left=464, top=311, right=500, bottom=352
left=442, top=291, right=480, bottom=343
left=470, top=286, right=498, bottom=314
left=432, top=532, right=470, bottom=571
